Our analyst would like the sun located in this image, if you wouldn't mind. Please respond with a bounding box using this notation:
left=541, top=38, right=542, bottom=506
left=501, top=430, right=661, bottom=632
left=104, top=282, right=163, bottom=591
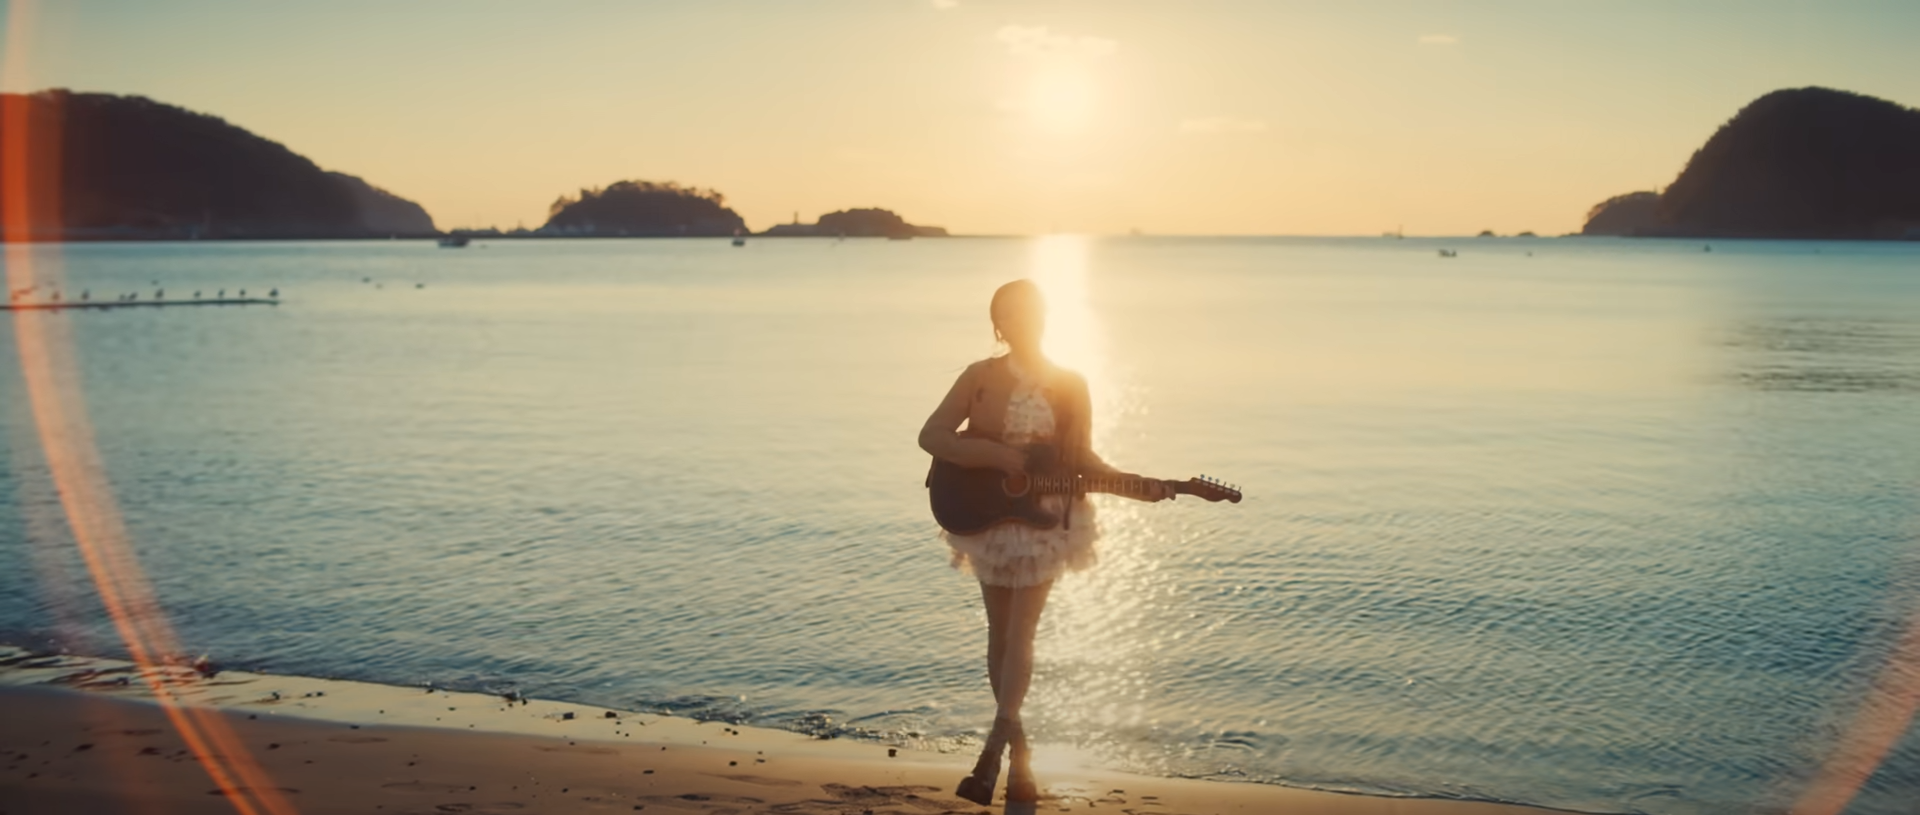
left=1026, top=66, right=1096, bottom=133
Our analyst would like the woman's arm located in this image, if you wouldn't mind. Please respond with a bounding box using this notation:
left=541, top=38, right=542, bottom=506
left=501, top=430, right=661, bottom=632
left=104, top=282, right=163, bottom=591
left=920, top=363, right=1026, bottom=474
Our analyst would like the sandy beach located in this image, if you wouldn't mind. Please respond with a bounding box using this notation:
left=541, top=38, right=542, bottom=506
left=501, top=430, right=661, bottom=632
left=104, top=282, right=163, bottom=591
left=0, top=651, right=1571, bottom=815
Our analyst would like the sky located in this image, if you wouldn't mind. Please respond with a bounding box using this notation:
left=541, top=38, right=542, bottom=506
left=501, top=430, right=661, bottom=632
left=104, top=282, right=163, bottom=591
left=4, top=0, right=1918, bottom=236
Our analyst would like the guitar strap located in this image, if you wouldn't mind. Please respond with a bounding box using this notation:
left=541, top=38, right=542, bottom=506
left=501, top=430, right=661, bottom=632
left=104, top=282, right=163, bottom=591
left=1045, top=369, right=1081, bottom=531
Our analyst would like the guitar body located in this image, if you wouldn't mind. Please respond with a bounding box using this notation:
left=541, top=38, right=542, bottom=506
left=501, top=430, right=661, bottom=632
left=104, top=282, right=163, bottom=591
left=926, top=442, right=1241, bottom=535
left=928, top=443, right=1068, bottom=535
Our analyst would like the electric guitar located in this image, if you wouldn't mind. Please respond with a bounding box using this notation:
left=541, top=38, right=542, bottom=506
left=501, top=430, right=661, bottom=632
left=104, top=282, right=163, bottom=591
left=928, top=442, right=1242, bottom=535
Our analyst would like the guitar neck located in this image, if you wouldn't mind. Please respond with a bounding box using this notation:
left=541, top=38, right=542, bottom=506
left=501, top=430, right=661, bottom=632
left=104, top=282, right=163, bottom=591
left=1033, top=474, right=1166, bottom=498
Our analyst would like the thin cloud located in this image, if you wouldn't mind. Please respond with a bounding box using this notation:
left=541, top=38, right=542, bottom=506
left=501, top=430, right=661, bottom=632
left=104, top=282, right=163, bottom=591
left=931, top=0, right=958, bottom=9
left=1180, top=117, right=1268, bottom=134
left=1418, top=34, right=1459, bottom=45
left=996, top=25, right=1118, bottom=60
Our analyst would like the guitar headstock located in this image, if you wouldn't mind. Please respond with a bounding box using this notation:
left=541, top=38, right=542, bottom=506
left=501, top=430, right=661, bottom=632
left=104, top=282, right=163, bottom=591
left=1176, top=475, right=1242, bottom=503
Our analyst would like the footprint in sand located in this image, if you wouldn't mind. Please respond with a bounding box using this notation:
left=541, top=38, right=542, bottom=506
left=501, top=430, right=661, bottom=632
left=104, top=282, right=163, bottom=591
left=206, top=787, right=300, bottom=797
left=533, top=744, right=619, bottom=755
left=381, top=781, right=473, bottom=794
left=770, top=784, right=964, bottom=814
left=705, top=773, right=803, bottom=787
left=633, top=792, right=767, bottom=813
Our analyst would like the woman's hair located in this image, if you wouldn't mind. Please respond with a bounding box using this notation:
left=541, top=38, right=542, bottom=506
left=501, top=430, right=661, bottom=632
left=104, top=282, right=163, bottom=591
left=989, top=279, right=1044, bottom=348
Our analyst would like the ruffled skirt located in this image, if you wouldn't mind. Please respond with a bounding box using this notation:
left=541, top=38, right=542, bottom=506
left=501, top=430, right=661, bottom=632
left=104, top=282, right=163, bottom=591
left=942, top=494, right=1099, bottom=587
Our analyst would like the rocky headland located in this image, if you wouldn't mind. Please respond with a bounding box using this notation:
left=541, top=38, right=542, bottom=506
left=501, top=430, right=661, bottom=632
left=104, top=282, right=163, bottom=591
left=0, top=90, right=435, bottom=240
left=1584, top=87, right=1920, bottom=239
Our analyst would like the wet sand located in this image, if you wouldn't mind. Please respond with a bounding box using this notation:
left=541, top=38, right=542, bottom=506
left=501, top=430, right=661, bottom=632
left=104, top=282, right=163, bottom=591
left=0, top=652, right=1569, bottom=815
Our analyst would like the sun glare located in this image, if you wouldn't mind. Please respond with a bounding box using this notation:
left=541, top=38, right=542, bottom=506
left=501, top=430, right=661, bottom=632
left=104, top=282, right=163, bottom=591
left=1026, top=67, right=1097, bottom=133
left=1029, top=234, right=1102, bottom=383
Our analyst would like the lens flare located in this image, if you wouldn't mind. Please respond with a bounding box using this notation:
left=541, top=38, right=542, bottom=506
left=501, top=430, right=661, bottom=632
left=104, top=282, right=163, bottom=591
left=1791, top=611, right=1920, bottom=815
left=4, top=4, right=299, bottom=813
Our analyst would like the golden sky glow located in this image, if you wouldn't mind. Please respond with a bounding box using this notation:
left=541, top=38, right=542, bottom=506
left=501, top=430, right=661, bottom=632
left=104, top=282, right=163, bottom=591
left=4, top=1, right=1918, bottom=235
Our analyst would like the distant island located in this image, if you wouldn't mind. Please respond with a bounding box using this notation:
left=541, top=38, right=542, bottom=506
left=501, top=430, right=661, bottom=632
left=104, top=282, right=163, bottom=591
left=0, top=90, right=435, bottom=241
left=537, top=181, right=746, bottom=237
left=455, top=191, right=945, bottom=240
left=760, top=208, right=947, bottom=238
left=1584, top=87, right=1920, bottom=239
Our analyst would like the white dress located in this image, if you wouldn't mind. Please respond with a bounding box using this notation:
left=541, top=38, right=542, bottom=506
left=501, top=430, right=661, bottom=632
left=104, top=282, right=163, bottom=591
left=942, top=363, right=1101, bottom=587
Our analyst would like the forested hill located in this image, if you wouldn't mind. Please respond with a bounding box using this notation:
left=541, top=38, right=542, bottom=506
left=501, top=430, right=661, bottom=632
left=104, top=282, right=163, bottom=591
left=541, top=181, right=747, bottom=237
left=0, top=89, right=436, bottom=240
left=1584, top=87, right=1920, bottom=238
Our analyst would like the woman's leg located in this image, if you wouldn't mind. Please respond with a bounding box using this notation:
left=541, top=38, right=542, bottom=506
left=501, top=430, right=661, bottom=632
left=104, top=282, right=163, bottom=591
left=971, top=582, right=1014, bottom=775
left=958, top=582, right=1020, bottom=803
left=993, top=580, right=1052, bottom=724
left=997, top=580, right=1053, bottom=800
left=980, top=583, right=1011, bottom=705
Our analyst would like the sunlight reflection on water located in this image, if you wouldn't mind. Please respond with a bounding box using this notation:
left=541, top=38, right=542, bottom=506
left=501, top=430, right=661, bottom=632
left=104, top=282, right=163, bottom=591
left=1025, top=233, right=1159, bottom=756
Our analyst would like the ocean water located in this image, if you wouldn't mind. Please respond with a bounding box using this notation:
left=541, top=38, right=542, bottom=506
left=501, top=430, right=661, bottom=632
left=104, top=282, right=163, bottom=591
left=3, top=236, right=1919, bottom=815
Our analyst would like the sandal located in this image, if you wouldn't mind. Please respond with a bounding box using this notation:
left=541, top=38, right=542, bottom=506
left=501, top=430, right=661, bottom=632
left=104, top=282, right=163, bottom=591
left=954, top=716, right=1014, bottom=805
left=1005, top=719, right=1039, bottom=803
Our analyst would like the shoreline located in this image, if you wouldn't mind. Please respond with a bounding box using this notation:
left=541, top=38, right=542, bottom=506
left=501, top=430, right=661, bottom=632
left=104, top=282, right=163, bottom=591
left=4, top=233, right=1920, bottom=245
left=0, top=647, right=1575, bottom=815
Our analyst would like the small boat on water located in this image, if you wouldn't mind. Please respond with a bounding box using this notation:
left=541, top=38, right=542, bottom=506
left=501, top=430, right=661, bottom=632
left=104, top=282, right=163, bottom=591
left=731, top=228, right=747, bottom=247
left=438, top=235, right=470, bottom=248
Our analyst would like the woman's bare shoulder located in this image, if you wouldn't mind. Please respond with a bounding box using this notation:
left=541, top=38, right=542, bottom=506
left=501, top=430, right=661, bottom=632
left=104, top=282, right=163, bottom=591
left=1049, top=364, right=1089, bottom=391
left=962, top=357, right=1000, bottom=378
left=940, top=358, right=994, bottom=392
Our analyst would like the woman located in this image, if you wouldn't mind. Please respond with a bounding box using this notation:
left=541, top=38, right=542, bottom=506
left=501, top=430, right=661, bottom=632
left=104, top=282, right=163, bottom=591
left=918, top=279, right=1171, bottom=805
